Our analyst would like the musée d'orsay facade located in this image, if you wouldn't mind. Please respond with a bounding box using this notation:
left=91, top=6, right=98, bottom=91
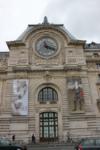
left=0, top=17, right=100, bottom=143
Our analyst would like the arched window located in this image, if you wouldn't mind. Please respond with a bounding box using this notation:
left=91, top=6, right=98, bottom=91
left=38, top=87, right=58, bottom=103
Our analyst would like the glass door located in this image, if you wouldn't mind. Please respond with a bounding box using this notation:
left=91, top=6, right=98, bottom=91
left=40, top=112, right=58, bottom=142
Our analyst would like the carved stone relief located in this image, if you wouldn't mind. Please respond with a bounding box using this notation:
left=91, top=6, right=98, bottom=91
left=43, top=71, right=52, bottom=82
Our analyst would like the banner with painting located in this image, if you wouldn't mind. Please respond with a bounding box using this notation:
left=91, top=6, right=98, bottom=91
left=67, top=78, right=84, bottom=111
left=0, top=81, right=3, bottom=106
left=12, top=79, right=28, bottom=115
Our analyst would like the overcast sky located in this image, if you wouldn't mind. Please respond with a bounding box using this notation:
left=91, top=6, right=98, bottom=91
left=0, top=0, right=100, bottom=51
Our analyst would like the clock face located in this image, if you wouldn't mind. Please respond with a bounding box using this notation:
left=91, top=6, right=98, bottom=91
left=36, top=37, right=58, bottom=57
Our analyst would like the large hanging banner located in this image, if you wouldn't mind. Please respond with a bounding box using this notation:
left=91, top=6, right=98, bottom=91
left=0, top=81, right=3, bottom=106
left=12, top=79, right=28, bottom=115
left=67, top=78, right=84, bottom=111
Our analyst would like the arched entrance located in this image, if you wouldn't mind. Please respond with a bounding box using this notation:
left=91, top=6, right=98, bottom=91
left=39, top=112, right=58, bottom=142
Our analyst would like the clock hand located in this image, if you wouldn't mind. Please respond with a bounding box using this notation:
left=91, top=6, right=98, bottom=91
left=44, top=41, right=56, bottom=51
left=44, top=41, right=48, bottom=49
left=46, top=41, right=56, bottom=48
left=47, top=45, right=55, bottom=51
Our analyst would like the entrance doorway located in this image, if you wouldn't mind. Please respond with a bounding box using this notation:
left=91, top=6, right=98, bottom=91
left=40, top=112, right=58, bottom=142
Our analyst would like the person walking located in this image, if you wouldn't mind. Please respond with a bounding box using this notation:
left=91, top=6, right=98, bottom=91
left=12, top=134, right=15, bottom=142
left=32, top=133, right=35, bottom=143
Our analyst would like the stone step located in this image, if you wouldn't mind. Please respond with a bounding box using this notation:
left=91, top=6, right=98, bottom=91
left=27, top=143, right=74, bottom=150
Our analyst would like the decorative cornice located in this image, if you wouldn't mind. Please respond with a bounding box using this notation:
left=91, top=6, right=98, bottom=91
left=0, top=52, right=9, bottom=56
left=6, top=40, right=26, bottom=49
left=86, top=58, right=100, bottom=62
left=12, top=66, right=31, bottom=72
left=69, top=39, right=86, bottom=45
left=63, top=65, right=81, bottom=71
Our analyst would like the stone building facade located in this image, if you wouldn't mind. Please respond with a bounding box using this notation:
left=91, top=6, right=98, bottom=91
left=0, top=17, right=100, bottom=143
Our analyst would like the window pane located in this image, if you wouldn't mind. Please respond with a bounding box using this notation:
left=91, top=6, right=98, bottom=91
left=38, top=91, right=42, bottom=101
left=49, top=126, right=54, bottom=137
left=43, top=88, right=48, bottom=100
left=43, top=113, right=48, bottom=118
left=49, top=113, right=53, bottom=117
left=55, top=126, right=58, bottom=137
left=53, top=91, right=58, bottom=100
left=48, top=88, right=52, bottom=100
left=44, top=127, right=48, bottom=137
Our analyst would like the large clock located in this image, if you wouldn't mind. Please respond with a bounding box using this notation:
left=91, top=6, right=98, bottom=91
left=36, top=37, right=58, bottom=57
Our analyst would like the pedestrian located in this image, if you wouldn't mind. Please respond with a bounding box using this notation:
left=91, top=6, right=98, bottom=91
left=12, top=134, right=15, bottom=142
left=32, top=133, right=35, bottom=143
left=67, top=131, right=71, bottom=142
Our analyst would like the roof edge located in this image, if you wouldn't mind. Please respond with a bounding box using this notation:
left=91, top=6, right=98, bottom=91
left=6, top=40, right=26, bottom=49
left=69, top=39, right=86, bottom=45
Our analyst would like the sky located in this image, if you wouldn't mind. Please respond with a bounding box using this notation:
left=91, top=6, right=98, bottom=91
left=0, top=0, right=100, bottom=51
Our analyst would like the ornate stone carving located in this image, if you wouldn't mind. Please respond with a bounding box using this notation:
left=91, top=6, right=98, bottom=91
left=43, top=71, right=52, bottom=81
